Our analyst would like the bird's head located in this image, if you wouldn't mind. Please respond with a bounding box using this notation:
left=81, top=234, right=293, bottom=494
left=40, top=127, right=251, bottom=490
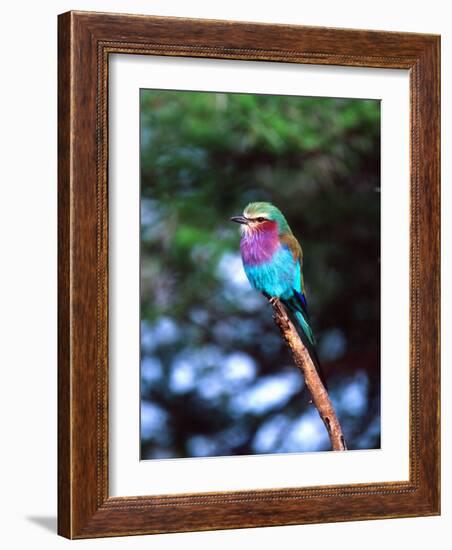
left=230, top=202, right=291, bottom=236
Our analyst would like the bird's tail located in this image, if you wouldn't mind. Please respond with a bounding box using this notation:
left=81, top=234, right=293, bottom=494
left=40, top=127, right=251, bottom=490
left=283, top=296, right=328, bottom=391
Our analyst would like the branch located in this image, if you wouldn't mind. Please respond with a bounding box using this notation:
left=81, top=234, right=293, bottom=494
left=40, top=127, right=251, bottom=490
left=269, top=298, right=347, bottom=451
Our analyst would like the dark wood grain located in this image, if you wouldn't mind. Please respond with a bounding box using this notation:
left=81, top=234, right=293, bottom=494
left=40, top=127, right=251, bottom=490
left=58, top=10, right=440, bottom=539
left=57, top=11, right=71, bottom=538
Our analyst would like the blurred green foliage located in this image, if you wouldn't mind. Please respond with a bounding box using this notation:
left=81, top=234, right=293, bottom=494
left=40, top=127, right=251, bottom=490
left=140, top=90, right=381, bottom=459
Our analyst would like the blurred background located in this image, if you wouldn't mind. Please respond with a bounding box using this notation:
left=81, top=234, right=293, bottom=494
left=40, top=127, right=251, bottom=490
left=140, top=90, right=380, bottom=459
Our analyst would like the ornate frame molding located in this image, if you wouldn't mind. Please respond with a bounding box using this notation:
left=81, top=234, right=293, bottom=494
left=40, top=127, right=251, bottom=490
left=58, top=11, right=440, bottom=538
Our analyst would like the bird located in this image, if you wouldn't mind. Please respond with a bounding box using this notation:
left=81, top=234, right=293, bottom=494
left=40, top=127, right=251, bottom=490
left=230, top=201, right=327, bottom=389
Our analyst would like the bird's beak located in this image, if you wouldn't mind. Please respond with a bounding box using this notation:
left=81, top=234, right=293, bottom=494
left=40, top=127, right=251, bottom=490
left=230, top=215, right=249, bottom=225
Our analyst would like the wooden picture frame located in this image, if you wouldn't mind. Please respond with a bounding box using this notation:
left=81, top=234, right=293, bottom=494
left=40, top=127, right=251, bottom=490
left=58, top=10, right=440, bottom=539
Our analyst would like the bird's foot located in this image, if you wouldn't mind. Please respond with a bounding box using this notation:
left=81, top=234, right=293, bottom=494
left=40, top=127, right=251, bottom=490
left=269, top=296, right=278, bottom=306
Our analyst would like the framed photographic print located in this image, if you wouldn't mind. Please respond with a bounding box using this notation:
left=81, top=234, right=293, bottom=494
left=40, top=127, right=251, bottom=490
left=58, top=11, right=440, bottom=539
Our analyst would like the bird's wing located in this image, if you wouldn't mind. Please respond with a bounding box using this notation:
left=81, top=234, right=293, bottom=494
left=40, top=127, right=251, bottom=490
left=280, top=232, right=303, bottom=265
left=280, top=233, right=310, bottom=317
left=280, top=232, right=305, bottom=291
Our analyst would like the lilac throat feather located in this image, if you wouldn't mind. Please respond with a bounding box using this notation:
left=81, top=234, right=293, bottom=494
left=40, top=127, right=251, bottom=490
left=240, top=221, right=280, bottom=266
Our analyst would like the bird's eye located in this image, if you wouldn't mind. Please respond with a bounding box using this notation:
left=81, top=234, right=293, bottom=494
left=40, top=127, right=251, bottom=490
left=256, top=217, right=266, bottom=222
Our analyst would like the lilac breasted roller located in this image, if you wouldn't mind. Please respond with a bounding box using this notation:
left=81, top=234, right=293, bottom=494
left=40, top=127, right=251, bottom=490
left=231, top=201, right=327, bottom=389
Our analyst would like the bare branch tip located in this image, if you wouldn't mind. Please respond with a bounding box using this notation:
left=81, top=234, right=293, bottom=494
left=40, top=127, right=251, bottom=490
left=268, top=299, right=347, bottom=452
